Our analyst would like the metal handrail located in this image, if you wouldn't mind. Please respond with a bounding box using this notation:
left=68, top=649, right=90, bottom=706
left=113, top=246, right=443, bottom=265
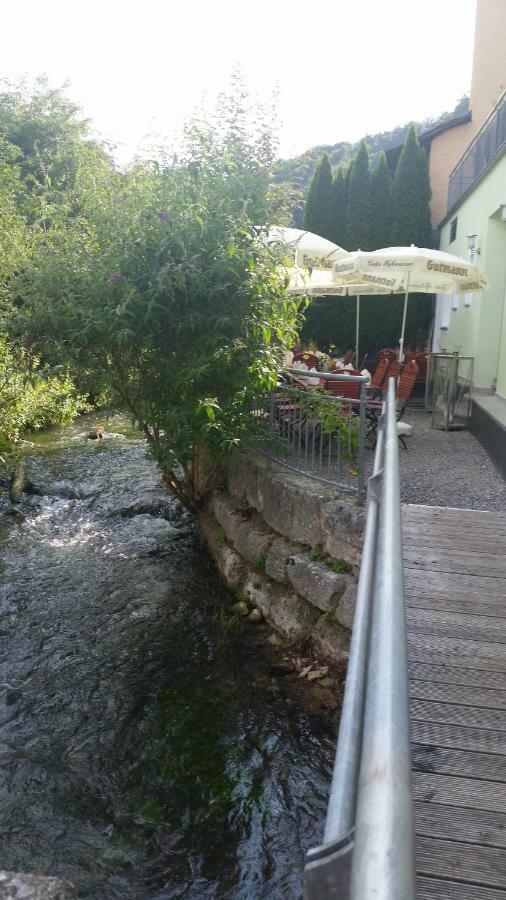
left=304, top=378, right=415, bottom=900
left=288, top=368, right=369, bottom=384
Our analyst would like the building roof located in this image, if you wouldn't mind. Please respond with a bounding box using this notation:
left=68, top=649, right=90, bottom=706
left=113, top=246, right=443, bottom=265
left=386, top=112, right=472, bottom=171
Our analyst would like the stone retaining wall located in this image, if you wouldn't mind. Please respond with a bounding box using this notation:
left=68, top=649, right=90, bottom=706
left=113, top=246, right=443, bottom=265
left=200, top=454, right=364, bottom=662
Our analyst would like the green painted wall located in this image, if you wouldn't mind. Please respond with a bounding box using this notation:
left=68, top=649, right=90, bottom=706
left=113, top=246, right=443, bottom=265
left=437, top=152, right=506, bottom=394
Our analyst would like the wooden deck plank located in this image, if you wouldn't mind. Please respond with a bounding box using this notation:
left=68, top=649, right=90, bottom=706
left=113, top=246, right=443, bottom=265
left=409, top=661, right=506, bottom=689
left=415, top=801, right=506, bottom=848
left=411, top=719, right=506, bottom=755
left=403, top=531, right=506, bottom=548
left=404, top=504, right=506, bottom=896
left=418, top=877, right=506, bottom=899
left=406, top=586, right=506, bottom=607
left=408, top=644, right=506, bottom=673
left=402, top=504, right=506, bottom=524
left=410, top=678, right=506, bottom=710
left=408, top=623, right=506, bottom=647
left=412, top=772, right=506, bottom=813
left=405, top=569, right=506, bottom=595
left=416, top=835, right=506, bottom=889
left=407, top=633, right=506, bottom=670
left=411, top=698, right=506, bottom=731
left=404, top=547, right=506, bottom=576
left=407, top=593, right=506, bottom=618
left=412, top=743, right=506, bottom=782
left=407, top=607, right=506, bottom=643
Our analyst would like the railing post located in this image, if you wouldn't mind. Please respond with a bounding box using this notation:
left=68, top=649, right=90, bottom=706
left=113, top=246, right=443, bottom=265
left=357, top=382, right=366, bottom=502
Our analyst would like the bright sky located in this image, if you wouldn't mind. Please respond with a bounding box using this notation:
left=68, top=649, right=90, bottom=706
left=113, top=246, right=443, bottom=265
left=3, top=0, right=477, bottom=163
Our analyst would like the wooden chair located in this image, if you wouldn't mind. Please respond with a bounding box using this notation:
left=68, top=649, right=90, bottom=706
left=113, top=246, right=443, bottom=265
left=366, top=362, right=419, bottom=447
left=386, top=359, right=402, bottom=383
left=405, top=351, right=427, bottom=383
left=377, top=348, right=397, bottom=363
left=368, top=359, right=401, bottom=400
left=396, top=360, right=419, bottom=419
left=367, top=358, right=390, bottom=395
left=321, top=371, right=362, bottom=400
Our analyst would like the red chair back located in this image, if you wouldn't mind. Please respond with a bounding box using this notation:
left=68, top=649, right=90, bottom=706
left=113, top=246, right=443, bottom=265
left=377, top=348, right=396, bottom=363
left=293, top=351, right=319, bottom=369
left=370, top=357, right=390, bottom=390
left=386, top=360, right=402, bottom=382
left=322, top=371, right=361, bottom=399
left=397, top=361, right=419, bottom=402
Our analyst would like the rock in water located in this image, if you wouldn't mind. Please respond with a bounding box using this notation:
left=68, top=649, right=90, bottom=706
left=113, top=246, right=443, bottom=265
left=51, top=481, right=82, bottom=500
left=247, top=608, right=263, bottom=623
left=87, top=427, right=104, bottom=440
left=8, top=465, right=25, bottom=504
left=232, top=600, right=249, bottom=617
left=0, top=871, right=76, bottom=898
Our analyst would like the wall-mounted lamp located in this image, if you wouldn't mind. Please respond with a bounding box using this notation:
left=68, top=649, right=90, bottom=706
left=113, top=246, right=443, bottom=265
left=500, top=205, right=506, bottom=223
left=466, top=233, right=479, bottom=254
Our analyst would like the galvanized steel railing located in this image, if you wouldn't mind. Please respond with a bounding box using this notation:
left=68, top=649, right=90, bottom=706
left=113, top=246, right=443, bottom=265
left=256, top=369, right=368, bottom=502
left=304, top=379, right=415, bottom=900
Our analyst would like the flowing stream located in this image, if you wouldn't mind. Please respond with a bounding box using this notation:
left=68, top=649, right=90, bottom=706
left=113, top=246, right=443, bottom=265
left=0, top=414, right=334, bottom=899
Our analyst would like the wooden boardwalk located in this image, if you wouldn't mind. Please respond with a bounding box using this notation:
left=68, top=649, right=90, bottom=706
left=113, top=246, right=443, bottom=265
left=403, top=504, right=506, bottom=899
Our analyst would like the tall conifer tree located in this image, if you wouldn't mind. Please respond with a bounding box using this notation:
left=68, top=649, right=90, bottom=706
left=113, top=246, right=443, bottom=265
left=392, top=125, right=432, bottom=247
left=329, top=164, right=348, bottom=248
left=346, top=141, right=371, bottom=250
left=303, top=153, right=333, bottom=238
left=369, top=153, right=392, bottom=250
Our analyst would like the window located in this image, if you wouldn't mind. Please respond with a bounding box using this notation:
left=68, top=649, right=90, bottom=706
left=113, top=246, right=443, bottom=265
left=450, top=217, right=458, bottom=243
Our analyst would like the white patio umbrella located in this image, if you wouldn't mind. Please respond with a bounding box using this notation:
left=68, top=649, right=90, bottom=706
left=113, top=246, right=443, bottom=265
left=286, top=269, right=392, bottom=367
left=268, top=226, right=348, bottom=269
left=332, top=246, right=488, bottom=360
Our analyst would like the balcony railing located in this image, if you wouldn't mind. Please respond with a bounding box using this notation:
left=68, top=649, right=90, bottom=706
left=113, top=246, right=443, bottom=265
left=448, top=92, right=506, bottom=213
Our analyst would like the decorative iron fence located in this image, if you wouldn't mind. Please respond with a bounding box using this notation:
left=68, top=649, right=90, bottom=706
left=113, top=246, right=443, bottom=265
left=255, top=369, right=368, bottom=501
left=304, top=379, right=415, bottom=900
left=448, top=91, right=506, bottom=213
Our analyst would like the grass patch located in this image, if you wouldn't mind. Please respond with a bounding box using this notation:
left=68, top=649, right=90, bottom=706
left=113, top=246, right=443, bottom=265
left=308, top=547, right=351, bottom=574
left=253, top=550, right=268, bottom=571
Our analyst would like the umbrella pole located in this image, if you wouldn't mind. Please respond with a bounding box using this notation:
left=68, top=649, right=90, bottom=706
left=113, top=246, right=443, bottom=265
left=399, top=275, right=410, bottom=362
left=356, top=295, right=360, bottom=369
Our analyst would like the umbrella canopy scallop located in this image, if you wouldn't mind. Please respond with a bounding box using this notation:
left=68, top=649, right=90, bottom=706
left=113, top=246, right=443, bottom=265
left=332, top=245, right=488, bottom=360
left=268, top=227, right=348, bottom=270
left=332, top=246, right=488, bottom=294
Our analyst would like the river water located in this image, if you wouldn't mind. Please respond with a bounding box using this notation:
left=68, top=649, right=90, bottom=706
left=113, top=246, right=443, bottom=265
left=0, top=414, right=334, bottom=899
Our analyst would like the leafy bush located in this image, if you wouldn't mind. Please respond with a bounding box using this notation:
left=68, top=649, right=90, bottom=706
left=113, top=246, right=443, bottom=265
left=0, top=335, right=90, bottom=459
left=7, top=84, right=302, bottom=508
